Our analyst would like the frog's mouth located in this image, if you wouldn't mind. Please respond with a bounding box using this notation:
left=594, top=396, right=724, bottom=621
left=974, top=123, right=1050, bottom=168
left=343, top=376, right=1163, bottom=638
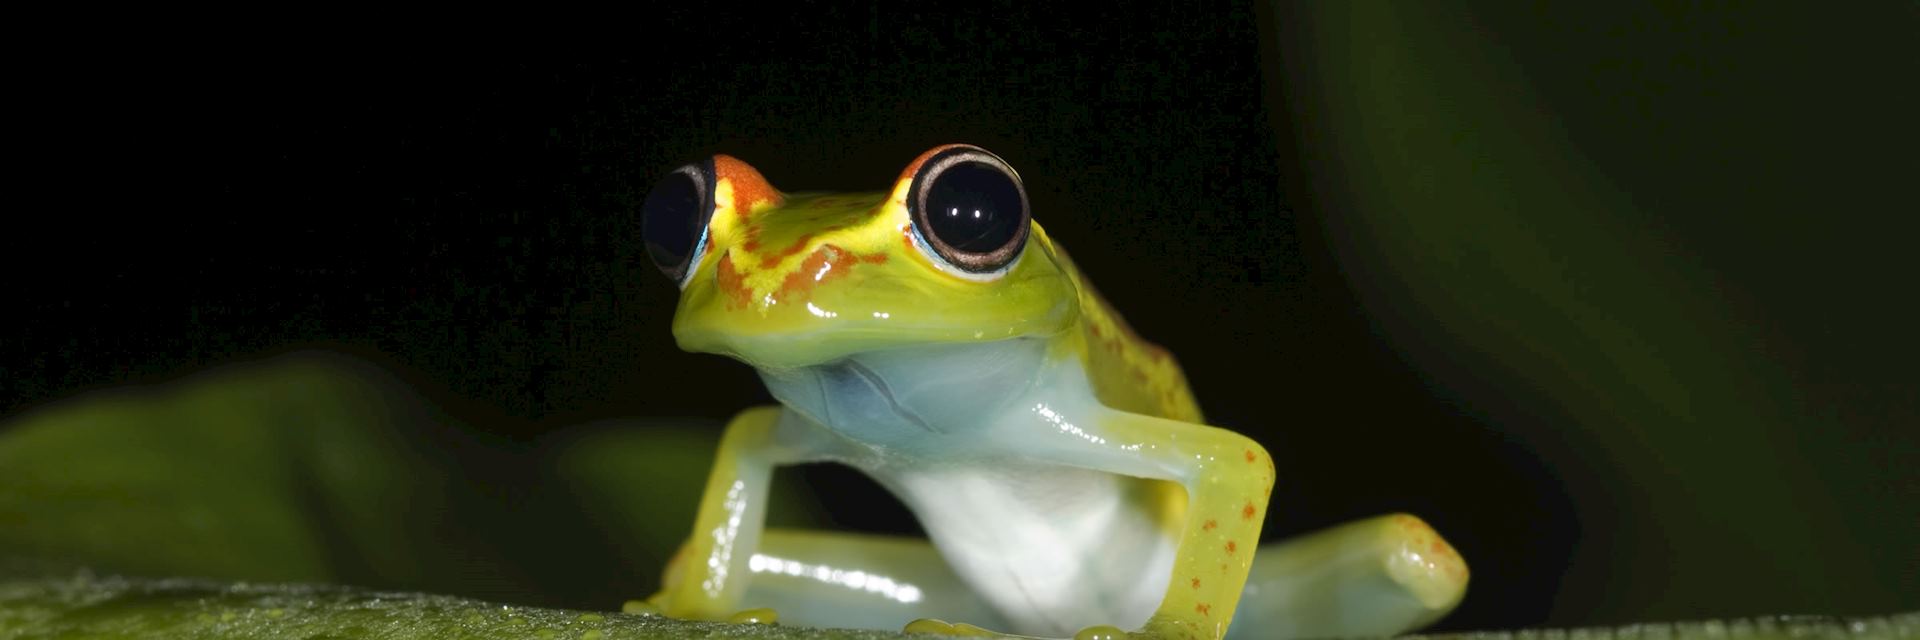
left=753, top=339, right=1052, bottom=440
left=827, top=360, right=940, bottom=433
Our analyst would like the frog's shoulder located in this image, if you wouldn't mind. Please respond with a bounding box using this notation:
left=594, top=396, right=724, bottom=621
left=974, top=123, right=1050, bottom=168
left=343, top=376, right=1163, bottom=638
left=1031, top=225, right=1205, bottom=423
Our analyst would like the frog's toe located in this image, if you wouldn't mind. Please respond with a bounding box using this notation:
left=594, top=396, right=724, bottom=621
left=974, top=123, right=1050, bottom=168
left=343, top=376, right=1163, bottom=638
left=1071, top=624, right=1132, bottom=640
left=902, top=618, right=1016, bottom=637
left=727, top=607, right=779, bottom=624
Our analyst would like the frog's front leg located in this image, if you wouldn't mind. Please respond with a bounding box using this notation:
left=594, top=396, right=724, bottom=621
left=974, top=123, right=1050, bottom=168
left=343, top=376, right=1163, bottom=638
left=650, top=406, right=829, bottom=620
left=1020, top=408, right=1277, bottom=640
left=1109, top=413, right=1273, bottom=640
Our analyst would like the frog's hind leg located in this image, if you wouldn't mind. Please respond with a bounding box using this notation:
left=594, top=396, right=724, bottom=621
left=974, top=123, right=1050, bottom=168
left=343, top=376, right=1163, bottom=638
left=1226, top=514, right=1468, bottom=640
left=728, top=528, right=1010, bottom=632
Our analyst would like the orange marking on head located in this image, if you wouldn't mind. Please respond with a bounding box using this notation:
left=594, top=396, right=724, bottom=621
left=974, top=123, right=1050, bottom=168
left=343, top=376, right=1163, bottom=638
left=754, top=214, right=881, bottom=269
left=740, top=223, right=764, bottom=253
left=771, top=244, right=874, bottom=303
left=715, top=254, right=752, bottom=309
left=1190, top=577, right=1200, bottom=589
left=712, top=155, right=782, bottom=220
left=1241, top=502, right=1257, bottom=521
left=759, top=230, right=821, bottom=268
left=1195, top=603, right=1211, bottom=617
left=1225, top=541, right=1237, bottom=554
left=1244, top=450, right=1256, bottom=463
left=1202, top=519, right=1217, bottom=531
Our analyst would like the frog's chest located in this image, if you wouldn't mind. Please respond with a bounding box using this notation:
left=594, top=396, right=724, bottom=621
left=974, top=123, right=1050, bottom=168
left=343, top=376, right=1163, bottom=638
left=863, top=461, right=1177, bottom=636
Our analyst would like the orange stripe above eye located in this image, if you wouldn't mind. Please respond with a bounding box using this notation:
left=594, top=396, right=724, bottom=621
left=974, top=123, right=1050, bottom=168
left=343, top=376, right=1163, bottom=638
left=712, top=154, right=783, bottom=219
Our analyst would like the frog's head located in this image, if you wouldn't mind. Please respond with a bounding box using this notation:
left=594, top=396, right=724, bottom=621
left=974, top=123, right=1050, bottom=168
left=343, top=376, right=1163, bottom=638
left=643, top=144, right=1078, bottom=370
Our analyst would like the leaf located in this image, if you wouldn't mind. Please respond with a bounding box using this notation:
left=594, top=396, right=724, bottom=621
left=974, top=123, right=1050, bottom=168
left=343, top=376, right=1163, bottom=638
left=0, top=573, right=898, bottom=639
left=2, top=573, right=1914, bottom=640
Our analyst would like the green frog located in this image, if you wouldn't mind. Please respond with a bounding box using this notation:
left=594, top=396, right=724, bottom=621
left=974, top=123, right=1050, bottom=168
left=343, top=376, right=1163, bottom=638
left=637, top=145, right=1468, bottom=639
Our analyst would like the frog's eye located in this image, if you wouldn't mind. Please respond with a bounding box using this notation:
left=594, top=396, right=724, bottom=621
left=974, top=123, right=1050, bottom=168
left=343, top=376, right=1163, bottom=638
left=642, top=158, right=718, bottom=288
left=908, top=145, right=1030, bottom=277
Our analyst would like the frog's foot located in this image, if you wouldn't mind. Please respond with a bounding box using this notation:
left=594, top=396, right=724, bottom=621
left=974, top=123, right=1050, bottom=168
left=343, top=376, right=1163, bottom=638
left=622, top=597, right=778, bottom=626
left=619, top=599, right=660, bottom=616
left=727, top=607, right=780, bottom=624
left=1070, top=624, right=1133, bottom=640
left=902, top=619, right=1144, bottom=640
left=903, top=618, right=1040, bottom=638
left=1230, top=513, right=1469, bottom=639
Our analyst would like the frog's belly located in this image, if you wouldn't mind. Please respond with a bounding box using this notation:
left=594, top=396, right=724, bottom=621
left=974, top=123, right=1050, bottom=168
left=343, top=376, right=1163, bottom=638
left=875, top=463, right=1177, bottom=636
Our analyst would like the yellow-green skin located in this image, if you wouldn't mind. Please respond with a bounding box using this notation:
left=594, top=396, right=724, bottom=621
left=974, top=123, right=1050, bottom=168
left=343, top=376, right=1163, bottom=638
left=650, top=146, right=1468, bottom=640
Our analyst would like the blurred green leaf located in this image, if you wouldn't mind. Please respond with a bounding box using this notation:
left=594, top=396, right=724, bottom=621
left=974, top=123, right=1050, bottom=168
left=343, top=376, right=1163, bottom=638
left=0, top=352, right=783, bottom=608
left=0, top=353, right=430, bottom=583
left=1273, top=2, right=1918, bottom=622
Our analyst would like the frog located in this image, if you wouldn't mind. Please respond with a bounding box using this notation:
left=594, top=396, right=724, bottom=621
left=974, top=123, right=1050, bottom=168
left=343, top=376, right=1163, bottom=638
left=636, top=144, right=1469, bottom=640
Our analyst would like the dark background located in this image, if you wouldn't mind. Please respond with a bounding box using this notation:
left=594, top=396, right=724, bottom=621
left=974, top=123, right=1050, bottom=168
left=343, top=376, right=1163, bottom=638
left=6, top=2, right=1915, bottom=632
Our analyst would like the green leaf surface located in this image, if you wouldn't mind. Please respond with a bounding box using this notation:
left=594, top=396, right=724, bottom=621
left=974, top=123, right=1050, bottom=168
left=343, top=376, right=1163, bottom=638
left=2, top=574, right=1913, bottom=640
left=0, top=573, right=899, bottom=639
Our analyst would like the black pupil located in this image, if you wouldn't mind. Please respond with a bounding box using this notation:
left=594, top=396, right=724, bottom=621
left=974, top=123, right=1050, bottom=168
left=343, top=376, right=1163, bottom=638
left=925, top=161, right=1023, bottom=254
left=641, top=169, right=703, bottom=277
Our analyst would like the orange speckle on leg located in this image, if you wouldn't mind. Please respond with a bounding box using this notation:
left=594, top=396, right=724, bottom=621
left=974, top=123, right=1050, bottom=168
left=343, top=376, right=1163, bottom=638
left=1225, top=541, right=1237, bottom=554
left=1195, top=603, right=1211, bottom=617
left=1190, top=577, right=1200, bottom=589
left=1202, top=519, right=1217, bottom=531
left=1241, top=502, right=1257, bottom=520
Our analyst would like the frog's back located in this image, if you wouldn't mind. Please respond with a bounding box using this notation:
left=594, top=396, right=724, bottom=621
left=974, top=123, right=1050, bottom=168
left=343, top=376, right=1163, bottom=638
left=1034, top=226, right=1205, bottom=424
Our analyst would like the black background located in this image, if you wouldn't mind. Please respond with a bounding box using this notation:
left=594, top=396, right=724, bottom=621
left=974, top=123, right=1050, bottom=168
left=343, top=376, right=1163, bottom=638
left=7, top=2, right=1915, bottom=632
